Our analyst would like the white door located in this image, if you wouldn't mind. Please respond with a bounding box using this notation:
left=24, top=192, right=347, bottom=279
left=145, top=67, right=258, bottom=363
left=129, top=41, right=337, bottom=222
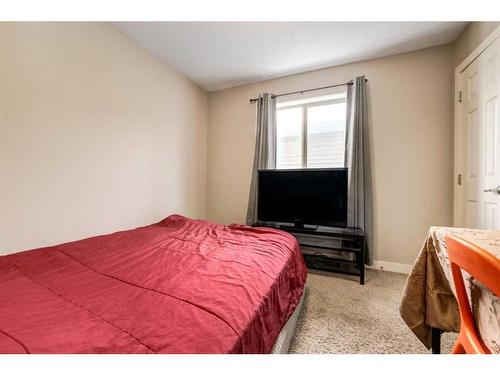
left=458, top=36, right=500, bottom=229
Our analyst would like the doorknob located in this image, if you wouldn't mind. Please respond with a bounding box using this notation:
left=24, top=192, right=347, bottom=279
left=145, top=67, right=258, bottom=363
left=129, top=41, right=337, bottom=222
left=484, top=185, right=500, bottom=195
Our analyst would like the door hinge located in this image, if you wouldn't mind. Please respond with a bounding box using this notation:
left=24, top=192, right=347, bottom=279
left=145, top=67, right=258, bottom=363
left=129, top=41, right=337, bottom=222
left=458, top=91, right=463, bottom=103
left=458, top=174, right=462, bottom=185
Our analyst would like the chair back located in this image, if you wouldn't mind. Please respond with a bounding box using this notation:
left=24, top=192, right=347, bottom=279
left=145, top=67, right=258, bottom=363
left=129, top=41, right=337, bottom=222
left=445, top=234, right=500, bottom=354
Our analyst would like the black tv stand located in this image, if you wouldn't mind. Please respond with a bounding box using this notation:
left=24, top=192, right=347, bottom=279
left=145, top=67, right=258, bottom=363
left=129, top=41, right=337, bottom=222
left=278, top=223, right=318, bottom=232
left=255, top=221, right=365, bottom=285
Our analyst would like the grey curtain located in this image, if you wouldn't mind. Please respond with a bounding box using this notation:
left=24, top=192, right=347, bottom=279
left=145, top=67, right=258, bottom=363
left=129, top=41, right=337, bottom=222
left=345, top=76, right=373, bottom=265
left=246, top=93, right=277, bottom=225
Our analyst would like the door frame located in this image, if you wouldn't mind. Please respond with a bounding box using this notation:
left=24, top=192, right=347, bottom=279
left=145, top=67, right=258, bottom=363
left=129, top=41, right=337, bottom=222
left=453, top=25, right=500, bottom=226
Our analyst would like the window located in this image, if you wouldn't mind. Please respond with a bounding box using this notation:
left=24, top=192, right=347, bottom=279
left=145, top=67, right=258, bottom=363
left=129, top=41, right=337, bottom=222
left=276, top=92, right=347, bottom=169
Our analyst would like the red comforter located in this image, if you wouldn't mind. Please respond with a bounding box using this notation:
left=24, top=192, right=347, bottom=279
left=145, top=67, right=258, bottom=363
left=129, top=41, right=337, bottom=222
left=0, top=215, right=307, bottom=354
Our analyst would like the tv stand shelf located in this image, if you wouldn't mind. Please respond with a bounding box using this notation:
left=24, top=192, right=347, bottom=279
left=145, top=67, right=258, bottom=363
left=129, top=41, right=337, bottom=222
left=255, top=222, right=365, bottom=285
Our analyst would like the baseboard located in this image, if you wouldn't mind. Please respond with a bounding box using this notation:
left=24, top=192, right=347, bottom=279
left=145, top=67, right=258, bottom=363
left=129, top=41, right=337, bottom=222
left=368, top=260, right=412, bottom=274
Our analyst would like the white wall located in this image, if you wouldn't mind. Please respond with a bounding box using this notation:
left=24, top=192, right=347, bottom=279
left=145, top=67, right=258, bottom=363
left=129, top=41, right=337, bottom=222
left=207, top=45, right=455, bottom=266
left=0, top=22, right=208, bottom=254
left=454, top=22, right=500, bottom=68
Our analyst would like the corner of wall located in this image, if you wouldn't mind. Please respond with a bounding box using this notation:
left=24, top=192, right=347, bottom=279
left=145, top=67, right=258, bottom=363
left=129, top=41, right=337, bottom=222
left=453, top=22, right=500, bottom=69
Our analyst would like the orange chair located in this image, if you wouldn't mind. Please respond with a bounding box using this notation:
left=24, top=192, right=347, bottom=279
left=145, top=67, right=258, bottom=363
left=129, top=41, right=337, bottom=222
left=445, top=234, right=500, bottom=354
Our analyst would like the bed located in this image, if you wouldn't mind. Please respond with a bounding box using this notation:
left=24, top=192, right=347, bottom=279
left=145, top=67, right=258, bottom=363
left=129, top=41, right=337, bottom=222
left=0, top=215, right=307, bottom=354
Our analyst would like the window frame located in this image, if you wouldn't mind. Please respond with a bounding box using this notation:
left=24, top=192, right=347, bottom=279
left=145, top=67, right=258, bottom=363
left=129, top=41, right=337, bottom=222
left=276, top=96, right=347, bottom=169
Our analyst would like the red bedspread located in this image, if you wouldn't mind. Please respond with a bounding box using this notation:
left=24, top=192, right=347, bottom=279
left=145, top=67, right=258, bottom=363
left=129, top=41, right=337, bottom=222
left=0, top=215, right=307, bottom=354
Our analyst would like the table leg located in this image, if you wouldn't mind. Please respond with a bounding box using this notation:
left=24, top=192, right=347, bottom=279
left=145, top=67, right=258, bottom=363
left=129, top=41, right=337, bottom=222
left=431, top=327, right=442, bottom=354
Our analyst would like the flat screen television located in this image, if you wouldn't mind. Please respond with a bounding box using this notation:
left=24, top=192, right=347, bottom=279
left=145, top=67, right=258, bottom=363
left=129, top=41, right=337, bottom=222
left=257, top=168, right=348, bottom=228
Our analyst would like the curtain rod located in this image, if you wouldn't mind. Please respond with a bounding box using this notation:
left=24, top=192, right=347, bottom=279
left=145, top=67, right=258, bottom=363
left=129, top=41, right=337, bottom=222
left=249, top=78, right=368, bottom=103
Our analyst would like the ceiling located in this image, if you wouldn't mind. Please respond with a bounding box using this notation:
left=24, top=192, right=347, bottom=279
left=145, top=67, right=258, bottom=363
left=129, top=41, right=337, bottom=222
left=115, top=22, right=468, bottom=92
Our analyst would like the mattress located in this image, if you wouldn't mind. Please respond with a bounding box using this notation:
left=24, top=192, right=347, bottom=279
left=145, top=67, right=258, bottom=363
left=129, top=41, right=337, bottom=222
left=0, top=215, right=307, bottom=354
left=271, top=287, right=305, bottom=354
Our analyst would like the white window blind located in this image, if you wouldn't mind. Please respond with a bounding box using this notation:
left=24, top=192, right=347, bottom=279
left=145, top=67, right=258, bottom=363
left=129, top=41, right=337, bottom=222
left=276, top=93, right=347, bottom=169
left=276, top=107, right=303, bottom=169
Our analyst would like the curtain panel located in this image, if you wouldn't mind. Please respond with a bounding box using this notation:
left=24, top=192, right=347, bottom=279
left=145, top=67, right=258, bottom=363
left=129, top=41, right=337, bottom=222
left=345, top=76, right=374, bottom=265
left=246, top=93, right=277, bottom=225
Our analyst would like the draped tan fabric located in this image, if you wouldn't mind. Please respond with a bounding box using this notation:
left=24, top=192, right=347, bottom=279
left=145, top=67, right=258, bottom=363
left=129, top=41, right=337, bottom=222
left=400, top=227, right=500, bottom=353
left=246, top=94, right=276, bottom=225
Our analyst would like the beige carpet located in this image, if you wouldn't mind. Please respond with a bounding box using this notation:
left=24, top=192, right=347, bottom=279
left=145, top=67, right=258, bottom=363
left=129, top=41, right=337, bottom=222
left=288, top=269, right=457, bottom=354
